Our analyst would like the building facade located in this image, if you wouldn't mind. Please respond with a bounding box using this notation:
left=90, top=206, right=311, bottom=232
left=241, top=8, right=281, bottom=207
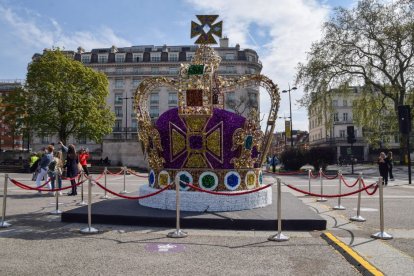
left=0, top=80, right=25, bottom=151
left=308, top=87, right=399, bottom=162
left=31, top=38, right=263, bottom=166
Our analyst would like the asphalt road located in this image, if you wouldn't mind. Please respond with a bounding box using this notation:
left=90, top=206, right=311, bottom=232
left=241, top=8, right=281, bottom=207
left=0, top=166, right=413, bottom=275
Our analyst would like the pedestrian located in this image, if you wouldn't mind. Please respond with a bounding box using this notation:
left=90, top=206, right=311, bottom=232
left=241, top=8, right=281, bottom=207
left=386, top=151, right=394, bottom=181
left=29, top=153, right=39, bottom=180
left=35, top=145, right=54, bottom=193
left=64, top=144, right=80, bottom=196
left=79, top=148, right=90, bottom=175
left=271, top=154, right=277, bottom=173
left=378, top=152, right=389, bottom=186
left=48, top=151, right=64, bottom=195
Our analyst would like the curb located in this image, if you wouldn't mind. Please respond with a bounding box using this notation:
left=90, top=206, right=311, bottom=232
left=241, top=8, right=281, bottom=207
left=321, top=232, right=383, bottom=276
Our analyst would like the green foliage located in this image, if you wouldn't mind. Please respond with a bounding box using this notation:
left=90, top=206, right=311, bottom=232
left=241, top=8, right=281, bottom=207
left=306, top=147, right=337, bottom=171
left=280, top=148, right=307, bottom=171
left=25, top=49, right=115, bottom=143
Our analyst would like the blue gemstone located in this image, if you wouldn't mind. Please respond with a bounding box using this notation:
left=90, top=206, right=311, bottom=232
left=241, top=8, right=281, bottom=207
left=179, top=174, right=190, bottom=189
left=227, top=173, right=239, bottom=187
left=149, top=172, right=155, bottom=186
left=244, top=135, right=253, bottom=150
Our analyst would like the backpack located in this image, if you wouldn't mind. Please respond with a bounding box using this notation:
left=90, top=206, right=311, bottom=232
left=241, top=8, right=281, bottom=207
left=48, top=160, right=57, bottom=172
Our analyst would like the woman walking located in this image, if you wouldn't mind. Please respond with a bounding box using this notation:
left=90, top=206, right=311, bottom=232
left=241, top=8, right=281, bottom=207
left=386, top=151, right=394, bottom=181
left=48, top=151, right=64, bottom=195
left=378, top=152, right=389, bottom=186
left=79, top=148, right=90, bottom=175
left=65, top=144, right=79, bottom=196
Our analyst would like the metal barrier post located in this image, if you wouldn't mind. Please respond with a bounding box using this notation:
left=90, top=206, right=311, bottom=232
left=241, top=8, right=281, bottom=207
left=100, top=167, right=110, bottom=199
left=333, top=170, right=346, bottom=210
left=306, top=169, right=311, bottom=196
left=0, top=174, right=11, bottom=228
left=350, top=172, right=365, bottom=222
left=80, top=177, right=98, bottom=234
left=268, top=178, right=289, bottom=242
left=317, top=168, right=327, bottom=202
left=119, top=167, right=128, bottom=194
left=50, top=185, right=62, bottom=215
left=167, top=177, right=187, bottom=238
left=77, top=172, right=87, bottom=206
left=372, top=177, right=393, bottom=240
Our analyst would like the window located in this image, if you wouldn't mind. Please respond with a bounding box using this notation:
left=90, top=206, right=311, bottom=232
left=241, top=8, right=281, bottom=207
left=131, top=119, right=138, bottom=130
left=225, top=53, right=235, bottom=60
left=247, top=67, right=255, bottom=74
left=115, top=79, right=124, bottom=89
left=168, top=92, right=178, bottom=106
left=98, top=54, right=108, bottom=63
left=114, top=120, right=122, bottom=130
left=115, top=93, right=123, bottom=104
left=115, top=107, right=123, bottom=117
left=247, top=55, right=255, bottom=62
left=169, top=53, right=178, bottom=61
left=333, top=113, right=339, bottom=122
left=226, top=66, right=236, bottom=74
left=41, top=134, right=49, bottom=144
left=151, top=53, right=161, bottom=62
left=133, top=53, right=143, bottom=62
left=343, top=100, right=347, bottom=107
left=81, top=55, right=91, bottom=64
left=332, top=100, right=338, bottom=106
left=151, top=67, right=159, bottom=74
left=248, top=92, right=258, bottom=107
left=132, top=79, right=141, bottom=88
left=150, top=106, right=159, bottom=118
left=115, top=54, right=125, bottom=63
left=133, top=67, right=142, bottom=74
left=77, top=136, right=87, bottom=144
left=339, top=130, right=346, bottom=138
left=150, top=93, right=159, bottom=105
left=186, top=52, right=194, bottom=61
left=169, top=67, right=179, bottom=75
left=343, top=113, right=348, bottom=121
left=116, top=68, right=124, bottom=75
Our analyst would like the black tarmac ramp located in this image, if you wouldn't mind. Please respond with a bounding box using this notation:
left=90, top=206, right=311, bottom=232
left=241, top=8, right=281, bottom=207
left=62, top=192, right=326, bottom=231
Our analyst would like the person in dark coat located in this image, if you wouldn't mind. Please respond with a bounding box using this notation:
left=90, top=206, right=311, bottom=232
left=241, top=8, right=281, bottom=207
left=378, top=152, right=389, bottom=186
left=386, top=151, right=394, bottom=181
left=65, top=144, right=79, bottom=196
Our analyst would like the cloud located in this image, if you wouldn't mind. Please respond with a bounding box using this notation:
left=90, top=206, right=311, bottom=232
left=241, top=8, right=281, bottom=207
left=187, top=0, right=330, bottom=131
left=0, top=4, right=131, bottom=52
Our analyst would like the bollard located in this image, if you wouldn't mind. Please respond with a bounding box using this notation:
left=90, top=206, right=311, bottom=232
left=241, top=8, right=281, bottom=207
left=317, top=168, right=327, bottom=202
left=268, top=178, right=289, bottom=242
left=333, top=170, right=346, bottom=210
left=100, top=167, right=110, bottom=199
left=372, top=177, right=393, bottom=240
left=306, top=169, right=311, bottom=196
left=77, top=172, right=87, bottom=206
left=119, top=167, right=128, bottom=194
left=0, top=174, right=11, bottom=228
left=167, top=177, right=187, bottom=238
left=80, top=177, right=98, bottom=234
left=50, top=186, right=62, bottom=215
left=350, top=172, right=366, bottom=222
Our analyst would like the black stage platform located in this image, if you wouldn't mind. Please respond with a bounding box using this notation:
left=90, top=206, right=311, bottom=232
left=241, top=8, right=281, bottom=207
left=62, top=192, right=326, bottom=231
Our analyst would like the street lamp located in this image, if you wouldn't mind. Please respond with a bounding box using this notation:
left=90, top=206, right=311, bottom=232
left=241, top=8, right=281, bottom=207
left=282, top=85, right=297, bottom=148
left=122, top=96, right=134, bottom=140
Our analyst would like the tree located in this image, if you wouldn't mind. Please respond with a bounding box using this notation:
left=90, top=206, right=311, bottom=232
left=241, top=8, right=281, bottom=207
left=25, top=49, right=115, bottom=144
left=296, top=0, right=414, bottom=148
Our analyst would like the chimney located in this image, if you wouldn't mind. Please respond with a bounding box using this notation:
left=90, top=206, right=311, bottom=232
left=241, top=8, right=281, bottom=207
left=220, top=36, right=229, bottom=47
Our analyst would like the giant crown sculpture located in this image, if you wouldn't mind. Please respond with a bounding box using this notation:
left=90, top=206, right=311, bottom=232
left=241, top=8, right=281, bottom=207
left=135, top=16, right=280, bottom=209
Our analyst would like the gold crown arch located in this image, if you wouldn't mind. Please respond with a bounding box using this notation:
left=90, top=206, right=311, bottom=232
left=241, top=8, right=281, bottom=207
left=134, top=15, right=280, bottom=170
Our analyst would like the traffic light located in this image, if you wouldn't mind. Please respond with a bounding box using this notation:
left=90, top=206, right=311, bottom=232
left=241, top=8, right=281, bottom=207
left=398, top=105, right=411, bottom=134
left=347, top=126, right=356, bottom=144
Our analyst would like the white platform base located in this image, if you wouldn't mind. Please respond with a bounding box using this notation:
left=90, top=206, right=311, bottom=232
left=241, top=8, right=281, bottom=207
left=138, top=186, right=272, bottom=212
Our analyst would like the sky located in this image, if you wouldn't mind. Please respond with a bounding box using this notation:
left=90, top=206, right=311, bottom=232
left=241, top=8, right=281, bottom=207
left=0, top=0, right=356, bottom=132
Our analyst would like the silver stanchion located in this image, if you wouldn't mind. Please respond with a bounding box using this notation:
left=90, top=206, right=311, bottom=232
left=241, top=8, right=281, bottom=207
left=119, top=166, right=128, bottom=194
left=317, top=168, right=327, bottom=202
left=50, top=185, right=62, bottom=215
left=77, top=172, right=87, bottom=206
left=100, top=167, right=110, bottom=199
left=268, top=178, right=289, bottom=242
left=372, top=177, right=393, bottom=240
left=0, top=174, right=11, bottom=228
left=80, top=177, right=98, bottom=234
left=333, top=170, right=346, bottom=210
left=167, top=177, right=187, bottom=238
left=306, top=169, right=311, bottom=196
left=350, top=172, right=366, bottom=222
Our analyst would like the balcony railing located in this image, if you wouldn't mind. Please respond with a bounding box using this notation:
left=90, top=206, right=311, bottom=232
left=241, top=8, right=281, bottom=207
left=112, top=127, right=138, bottom=133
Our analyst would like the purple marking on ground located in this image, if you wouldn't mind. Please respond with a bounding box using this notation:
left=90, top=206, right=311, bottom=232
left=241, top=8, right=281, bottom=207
left=145, top=243, right=186, bottom=253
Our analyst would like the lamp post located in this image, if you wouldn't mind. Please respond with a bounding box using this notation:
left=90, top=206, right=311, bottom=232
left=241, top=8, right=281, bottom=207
left=282, top=85, right=297, bottom=148
left=122, top=96, right=134, bottom=140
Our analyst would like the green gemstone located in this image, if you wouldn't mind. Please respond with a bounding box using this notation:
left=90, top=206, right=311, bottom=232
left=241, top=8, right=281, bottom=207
left=202, top=175, right=215, bottom=188
left=244, top=135, right=253, bottom=150
left=188, top=64, right=204, bottom=75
